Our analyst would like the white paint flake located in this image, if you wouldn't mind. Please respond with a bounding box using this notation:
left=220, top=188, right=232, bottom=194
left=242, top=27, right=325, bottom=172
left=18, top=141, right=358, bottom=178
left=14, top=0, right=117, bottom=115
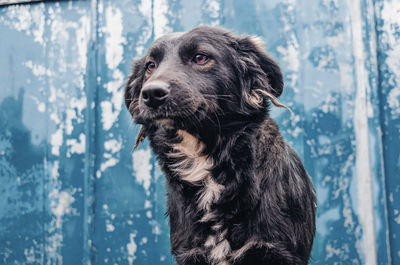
left=46, top=161, right=76, bottom=265
left=24, top=247, right=36, bottom=263
left=153, top=0, right=173, bottom=39
left=135, top=0, right=153, bottom=55
left=51, top=127, right=64, bottom=156
left=1, top=3, right=45, bottom=45
left=104, top=139, right=122, bottom=154
left=276, top=0, right=300, bottom=92
left=24, top=61, right=54, bottom=77
left=105, top=6, right=126, bottom=69
left=204, top=0, right=221, bottom=26
left=100, top=6, right=126, bottom=131
left=149, top=220, right=161, bottom=235
left=99, top=137, right=123, bottom=173
left=101, top=70, right=125, bottom=131
left=66, top=133, right=86, bottom=157
left=132, top=148, right=153, bottom=193
left=140, top=237, right=148, bottom=245
left=76, top=15, right=90, bottom=77
left=36, top=102, right=46, bottom=112
left=144, top=200, right=152, bottom=209
left=100, top=157, right=118, bottom=172
left=26, top=8, right=89, bottom=158
left=387, top=87, right=400, bottom=117
left=349, top=0, right=377, bottom=264
left=100, top=101, right=116, bottom=131
left=50, top=191, right=75, bottom=221
left=106, top=223, right=115, bottom=232
left=205, top=0, right=220, bottom=19
left=379, top=2, right=400, bottom=118
left=127, top=233, right=137, bottom=265
left=146, top=210, right=152, bottom=219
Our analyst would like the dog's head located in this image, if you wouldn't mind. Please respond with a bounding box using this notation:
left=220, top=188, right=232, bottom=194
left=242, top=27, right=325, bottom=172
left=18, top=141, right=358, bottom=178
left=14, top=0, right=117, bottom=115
left=125, top=26, right=284, bottom=132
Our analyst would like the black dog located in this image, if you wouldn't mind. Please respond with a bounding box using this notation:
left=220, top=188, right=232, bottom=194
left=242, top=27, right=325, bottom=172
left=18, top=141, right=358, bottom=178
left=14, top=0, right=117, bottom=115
left=125, top=26, right=316, bottom=265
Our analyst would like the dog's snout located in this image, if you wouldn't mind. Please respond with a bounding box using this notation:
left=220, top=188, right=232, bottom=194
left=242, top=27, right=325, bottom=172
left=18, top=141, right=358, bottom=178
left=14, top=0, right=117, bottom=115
left=141, top=81, right=170, bottom=108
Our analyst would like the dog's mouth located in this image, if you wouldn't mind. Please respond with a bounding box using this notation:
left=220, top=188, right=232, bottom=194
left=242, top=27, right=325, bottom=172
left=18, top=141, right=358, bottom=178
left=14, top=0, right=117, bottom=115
left=133, top=99, right=206, bottom=130
left=134, top=109, right=182, bottom=127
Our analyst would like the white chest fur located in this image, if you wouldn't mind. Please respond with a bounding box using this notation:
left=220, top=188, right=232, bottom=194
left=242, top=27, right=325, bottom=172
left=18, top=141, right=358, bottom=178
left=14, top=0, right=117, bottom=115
left=167, top=130, right=230, bottom=264
left=167, top=130, right=224, bottom=211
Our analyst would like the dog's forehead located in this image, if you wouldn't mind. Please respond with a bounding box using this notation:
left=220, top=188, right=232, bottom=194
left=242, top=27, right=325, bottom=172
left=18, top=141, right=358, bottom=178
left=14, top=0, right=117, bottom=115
left=149, top=27, right=230, bottom=52
left=155, top=32, right=184, bottom=43
left=150, top=32, right=183, bottom=49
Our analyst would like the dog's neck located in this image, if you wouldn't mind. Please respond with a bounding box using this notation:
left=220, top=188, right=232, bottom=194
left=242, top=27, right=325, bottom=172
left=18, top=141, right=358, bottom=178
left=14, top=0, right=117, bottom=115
left=145, top=121, right=263, bottom=264
left=167, top=130, right=211, bottom=184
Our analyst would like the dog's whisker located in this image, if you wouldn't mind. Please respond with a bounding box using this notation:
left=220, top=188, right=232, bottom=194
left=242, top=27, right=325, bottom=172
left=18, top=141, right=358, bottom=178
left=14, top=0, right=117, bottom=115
left=202, top=94, right=236, bottom=105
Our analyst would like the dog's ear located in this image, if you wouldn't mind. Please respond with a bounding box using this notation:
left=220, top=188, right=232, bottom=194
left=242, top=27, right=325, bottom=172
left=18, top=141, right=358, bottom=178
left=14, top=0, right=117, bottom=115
left=125, top=57, right=148, bottom=150
left=236, top=36, right=288, bottom=110
left=124, top=56, right=146, bottom=112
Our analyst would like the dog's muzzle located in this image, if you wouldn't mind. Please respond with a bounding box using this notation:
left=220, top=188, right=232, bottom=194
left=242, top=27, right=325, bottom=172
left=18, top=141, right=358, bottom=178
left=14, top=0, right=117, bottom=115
left=141, top=81, right=170, bottom=109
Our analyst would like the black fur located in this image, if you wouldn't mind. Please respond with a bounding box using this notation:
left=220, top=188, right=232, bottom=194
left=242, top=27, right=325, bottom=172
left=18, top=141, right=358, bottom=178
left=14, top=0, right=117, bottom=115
left=125, top=26, right=316, bottom=265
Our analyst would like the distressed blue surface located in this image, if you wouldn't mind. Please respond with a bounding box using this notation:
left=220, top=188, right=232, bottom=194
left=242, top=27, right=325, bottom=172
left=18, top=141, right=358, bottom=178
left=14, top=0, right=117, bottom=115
left=0, top=0, right=399, bottom=264
left=374, top=1, right=400, bottom=264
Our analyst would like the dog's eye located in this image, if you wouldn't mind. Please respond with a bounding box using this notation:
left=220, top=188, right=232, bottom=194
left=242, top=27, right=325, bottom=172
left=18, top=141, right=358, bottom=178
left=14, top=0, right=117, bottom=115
left=146, top=62, right=156, bottom=73
left=193, top=54, right=208, bottom=65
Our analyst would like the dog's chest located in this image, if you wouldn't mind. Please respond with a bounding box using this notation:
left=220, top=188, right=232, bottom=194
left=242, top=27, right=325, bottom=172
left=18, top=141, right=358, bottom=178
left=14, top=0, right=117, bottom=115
left=167, top=130, right=211, bottom=184
left=167, top=130, right=232, bottom=264
left=167, top=130, right=224, bottom=212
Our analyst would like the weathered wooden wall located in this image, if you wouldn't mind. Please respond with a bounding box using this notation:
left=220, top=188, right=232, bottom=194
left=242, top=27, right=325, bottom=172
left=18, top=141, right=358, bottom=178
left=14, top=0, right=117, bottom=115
left=0, top=0, right=399, bottom=264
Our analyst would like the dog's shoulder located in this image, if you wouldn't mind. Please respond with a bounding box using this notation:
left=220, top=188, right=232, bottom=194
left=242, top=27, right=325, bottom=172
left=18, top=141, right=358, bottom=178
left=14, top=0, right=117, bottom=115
left=253, top=117, right=285, bottom=159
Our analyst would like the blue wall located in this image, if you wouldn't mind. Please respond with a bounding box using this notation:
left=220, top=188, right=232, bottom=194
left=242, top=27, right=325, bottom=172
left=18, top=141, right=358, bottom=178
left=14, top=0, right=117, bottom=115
left=0, top=0, right=399, bottom=264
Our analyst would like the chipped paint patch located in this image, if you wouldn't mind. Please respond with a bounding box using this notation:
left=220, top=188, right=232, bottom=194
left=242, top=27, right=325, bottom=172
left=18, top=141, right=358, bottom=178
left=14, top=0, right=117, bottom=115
left=276, top=0, right=300, bottom=92
left=378, top=2, right=400, bottom=119
left=127, top=233, right=137, bottom=265
left=103, top=204, right=116, bottom=233
left=99, top=137, right=122, bottom=173
left=135, top=0, right=153, bottom=56
left=132, top=148, right=152, bottom=194
left=153, top=0, right=172, bottom=39
left=0, top=3, right=45, bottom=45
left=46, top=161, right=76, bottom=265
left=100, top=157, right=118, bottom=172
left=66, top=133, right=86, bottom=157
left=104, top=139, right=122, bottom=154
left=308, top=45, right=338, bottom=70
left=101, top=70, right=124, bottom=131
left=104, top=6, right=126, bottom=69
left=349, top=0, right=377, bottom=264
left=204, top=0, right=221, bottom=26
left=24, top=61, right=54, bottom=77
left=149, top=220, right=161, bottom=235
left=51, top=127, right=64, bottom=156
left=100, top=6, right=126, bottom=131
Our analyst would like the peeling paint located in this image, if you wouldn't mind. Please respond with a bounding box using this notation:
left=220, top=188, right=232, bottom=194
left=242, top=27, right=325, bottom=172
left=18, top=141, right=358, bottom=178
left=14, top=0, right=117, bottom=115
left=66, top=133, right=86, bottom=157
left=46, top=161, right=76, bottom=265
left=132, top=148, right=152, bottom=193
left=0, top=3, right=45, bottom=45
left=127, top=233, right=137, bottom=265
left=1, top=0, right=399, bottom=264
left=153, top=0, right=172, bottom=39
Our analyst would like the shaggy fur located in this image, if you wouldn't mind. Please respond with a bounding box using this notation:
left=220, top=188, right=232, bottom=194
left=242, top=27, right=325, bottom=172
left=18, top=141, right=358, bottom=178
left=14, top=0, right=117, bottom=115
left=124, top=26, right=316, bottom=265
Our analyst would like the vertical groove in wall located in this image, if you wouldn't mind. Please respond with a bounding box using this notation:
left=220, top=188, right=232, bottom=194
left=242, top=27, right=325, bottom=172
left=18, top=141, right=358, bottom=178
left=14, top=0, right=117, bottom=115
left=367, top=0, right=392, bottom=262
left=83, top=0, right=99, bottom=264
left=349, top=0, right=378, bottom=264
left=43, top=3, right=50, bottom=264
left=370, top=0, right=392, bottom=264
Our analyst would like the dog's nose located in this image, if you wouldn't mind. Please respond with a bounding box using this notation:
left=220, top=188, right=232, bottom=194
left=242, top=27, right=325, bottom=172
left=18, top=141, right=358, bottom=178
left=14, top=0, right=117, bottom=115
left=141, top=81, right=170, bottom=108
